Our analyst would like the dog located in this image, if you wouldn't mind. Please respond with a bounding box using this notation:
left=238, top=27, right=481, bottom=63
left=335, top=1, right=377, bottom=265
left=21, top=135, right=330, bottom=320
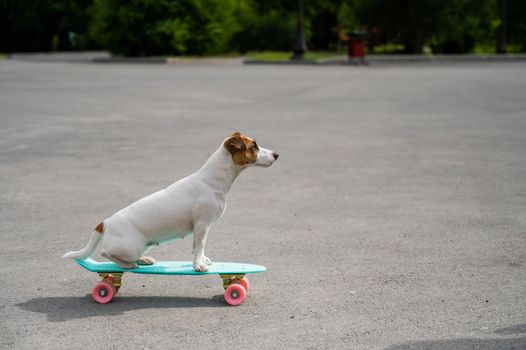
left=62, top=132, right=278, bottom=272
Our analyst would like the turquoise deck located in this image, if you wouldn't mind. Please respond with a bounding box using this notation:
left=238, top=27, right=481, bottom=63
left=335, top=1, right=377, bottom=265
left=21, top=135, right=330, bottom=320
left=76, top=258, right=266, bottom=275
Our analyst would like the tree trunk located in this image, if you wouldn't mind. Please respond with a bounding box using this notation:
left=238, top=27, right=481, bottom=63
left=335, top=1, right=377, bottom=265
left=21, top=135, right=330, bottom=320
left=497, top=0, right=508, bottom=54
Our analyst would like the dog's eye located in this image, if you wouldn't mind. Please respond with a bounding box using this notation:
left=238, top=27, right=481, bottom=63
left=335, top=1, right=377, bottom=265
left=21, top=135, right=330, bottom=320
left=251, top=143, right=259, bottom=151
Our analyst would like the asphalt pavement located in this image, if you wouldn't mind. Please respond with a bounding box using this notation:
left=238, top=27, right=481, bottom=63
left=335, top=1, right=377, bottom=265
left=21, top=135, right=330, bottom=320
left=0, top=59, right=525, bottom=349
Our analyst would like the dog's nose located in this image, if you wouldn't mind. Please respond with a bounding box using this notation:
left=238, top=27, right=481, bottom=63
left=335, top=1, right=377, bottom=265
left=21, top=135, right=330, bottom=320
left=272, top=152, right=279, bottom=160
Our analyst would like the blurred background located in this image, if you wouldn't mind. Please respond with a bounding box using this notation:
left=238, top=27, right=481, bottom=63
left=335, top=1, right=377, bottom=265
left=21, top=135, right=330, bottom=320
left=1, top=0, right=525, bottom=58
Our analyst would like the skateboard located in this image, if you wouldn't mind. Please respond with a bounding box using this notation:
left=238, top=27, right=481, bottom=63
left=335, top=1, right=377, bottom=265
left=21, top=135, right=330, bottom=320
left=75, top=258, right=266, bottom=306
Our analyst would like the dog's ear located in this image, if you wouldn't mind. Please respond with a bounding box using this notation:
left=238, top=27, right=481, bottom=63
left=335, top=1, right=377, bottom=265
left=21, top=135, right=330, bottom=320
left=224, top=133, right=246, bottom=155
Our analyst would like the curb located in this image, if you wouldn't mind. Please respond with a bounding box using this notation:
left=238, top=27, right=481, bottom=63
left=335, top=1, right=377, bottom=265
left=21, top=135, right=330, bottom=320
left=93, top=56, right=167, bottom=63
left=245, top=54, right=526, bottom=65
left=6, top=51, right=526, bottom=65
left=6, top=52, right=243, bottom=65
left=319, top=54, right=526, bottom=65
left=244, top=58, right=318, bottom=65
left=8, top=51, right=110, bottom=63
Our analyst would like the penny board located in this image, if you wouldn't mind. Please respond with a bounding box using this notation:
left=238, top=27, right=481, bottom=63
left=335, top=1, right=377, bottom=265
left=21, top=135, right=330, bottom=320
left=76, top=258, right=266, bottom=275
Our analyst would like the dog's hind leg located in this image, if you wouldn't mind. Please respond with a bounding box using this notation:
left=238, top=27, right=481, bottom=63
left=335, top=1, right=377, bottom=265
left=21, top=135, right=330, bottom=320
left=101, top=249, right=138, bottom=269
left=100, top=227, right=146, bottom=269
left=137, top=246, right=156, bottom=265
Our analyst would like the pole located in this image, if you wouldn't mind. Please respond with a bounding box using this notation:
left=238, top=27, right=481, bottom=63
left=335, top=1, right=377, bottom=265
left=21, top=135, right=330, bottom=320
left=292, top=0, right=307, bottom=60
left=497, top=0, right=507, bottom=54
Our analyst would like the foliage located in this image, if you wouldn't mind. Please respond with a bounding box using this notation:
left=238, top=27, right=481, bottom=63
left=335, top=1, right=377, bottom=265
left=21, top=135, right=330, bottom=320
left=90, top=0, right=267, bottom=56
left=507, top=0, right=526, bottom=51
left=90, top=0, right=186, bottom=56
left=0, top=0, right=96, bottom=52
left=355, top=0, right=499, bottom=54
left=233, top=10, right=298, bottom=53
left=1, top=0, right=526, bottom=55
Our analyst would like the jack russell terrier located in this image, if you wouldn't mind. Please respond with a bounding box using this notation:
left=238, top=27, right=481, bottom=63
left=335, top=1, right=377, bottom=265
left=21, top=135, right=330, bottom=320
left=62, top=132, right=278, bottom=272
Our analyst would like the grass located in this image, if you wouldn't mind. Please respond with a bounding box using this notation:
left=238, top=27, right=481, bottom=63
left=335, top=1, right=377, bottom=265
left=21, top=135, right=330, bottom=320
left=370, top=43, right=405, bottom=54
left=244, top=51, right=342, bottom=62
left=472, top=43, right=524, bottom=54
left=370, top=43, right=525, bottom=55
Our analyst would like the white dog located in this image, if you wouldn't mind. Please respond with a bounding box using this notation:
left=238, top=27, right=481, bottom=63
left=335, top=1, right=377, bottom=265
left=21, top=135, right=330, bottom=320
left=63, top=132, right=278, bottom=272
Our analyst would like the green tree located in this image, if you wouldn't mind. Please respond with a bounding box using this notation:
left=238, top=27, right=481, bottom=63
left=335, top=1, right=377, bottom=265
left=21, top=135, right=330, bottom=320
left=356, top=0, right=499, bottom=54
left=507, top=0, right=526, bottom=51
left=2, top=0, right=524, bottom=55
left=0, top=0, right=96, bottom=52
left=90, top=0, right=188, bottom=56
left=90, top=0, right=252, bottom=56
left=232, top=6, right=298, bottom=53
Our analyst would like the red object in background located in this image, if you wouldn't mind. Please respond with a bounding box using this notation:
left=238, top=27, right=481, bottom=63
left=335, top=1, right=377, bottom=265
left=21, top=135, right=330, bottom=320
left=348, top=39, right=365, bottom=58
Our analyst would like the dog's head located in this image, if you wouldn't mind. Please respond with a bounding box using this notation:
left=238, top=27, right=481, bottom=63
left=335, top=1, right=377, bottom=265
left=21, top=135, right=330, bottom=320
left=224, top=132, right=278, bottom=167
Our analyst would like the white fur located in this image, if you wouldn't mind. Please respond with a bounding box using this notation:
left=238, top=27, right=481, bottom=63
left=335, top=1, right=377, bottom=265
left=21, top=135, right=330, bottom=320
left=62, top=136, right=277, bottom=271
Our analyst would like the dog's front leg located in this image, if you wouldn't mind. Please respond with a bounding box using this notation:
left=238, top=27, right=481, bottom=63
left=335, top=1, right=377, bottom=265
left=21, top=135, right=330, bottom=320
left=192, top=221, right=211, bottom=272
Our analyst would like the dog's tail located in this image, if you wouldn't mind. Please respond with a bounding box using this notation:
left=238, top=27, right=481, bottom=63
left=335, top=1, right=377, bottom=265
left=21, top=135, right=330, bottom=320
left=62, top=222, right=104, bottom=260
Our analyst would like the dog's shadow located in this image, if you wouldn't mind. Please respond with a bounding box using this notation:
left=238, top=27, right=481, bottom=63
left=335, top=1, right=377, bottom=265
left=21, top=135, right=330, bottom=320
left=17, top=294, right=226, bottom=322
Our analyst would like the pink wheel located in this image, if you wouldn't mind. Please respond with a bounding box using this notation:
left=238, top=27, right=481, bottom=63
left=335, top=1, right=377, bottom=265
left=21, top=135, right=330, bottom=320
left=92, top=281, right=115, bottom=304
left=238, top=276, right=250, bottom=291
left=224, top=284, right=246, bottom=306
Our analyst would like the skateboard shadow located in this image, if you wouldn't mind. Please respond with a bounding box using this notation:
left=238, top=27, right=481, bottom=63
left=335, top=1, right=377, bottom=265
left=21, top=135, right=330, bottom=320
left=17, top=294, right=226, bottom=322
left=385, top=336, right=526, bottom=350
left=385, top=324, right=526, bottom=350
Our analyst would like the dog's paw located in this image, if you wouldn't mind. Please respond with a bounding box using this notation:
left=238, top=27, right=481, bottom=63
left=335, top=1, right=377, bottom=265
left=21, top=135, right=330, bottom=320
left=193, top=258, right=209, bottom=272
left=202, top=256, right=212, bottom=265
left=138, top=256, right=156, bottom=265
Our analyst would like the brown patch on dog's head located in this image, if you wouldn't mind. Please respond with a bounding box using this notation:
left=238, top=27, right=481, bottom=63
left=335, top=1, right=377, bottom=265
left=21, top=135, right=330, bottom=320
left=224, top=131, right=259, bottom=166
left=95, top=222, right=104, bottom=234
